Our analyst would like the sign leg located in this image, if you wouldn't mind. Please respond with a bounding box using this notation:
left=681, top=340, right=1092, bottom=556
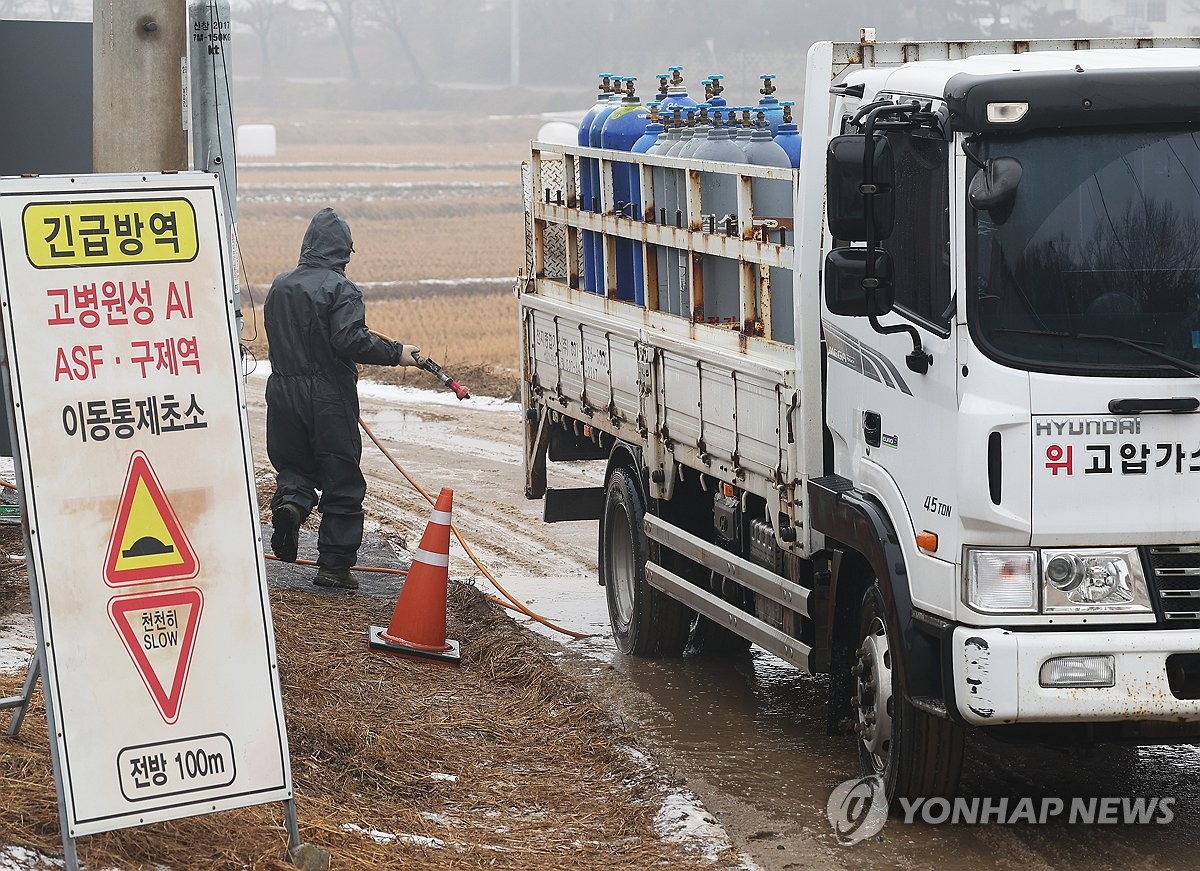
left=284, top=798, right=300, bottom=851
left=1, top=651, right=40, bottom=737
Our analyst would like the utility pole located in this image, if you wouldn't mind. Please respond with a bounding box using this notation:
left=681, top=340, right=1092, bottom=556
left=93, top=2, right=188, bottom=172
left=510, top=0, right=520, bottom=87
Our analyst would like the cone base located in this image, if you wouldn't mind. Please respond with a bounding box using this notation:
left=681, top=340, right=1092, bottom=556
left=369, top=625, right=461, bottom=665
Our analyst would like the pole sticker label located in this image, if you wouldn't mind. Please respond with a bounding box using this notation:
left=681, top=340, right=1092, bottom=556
left=105, top=450, right=199, bottom=586
left=109, top=588, right=203, bottom=724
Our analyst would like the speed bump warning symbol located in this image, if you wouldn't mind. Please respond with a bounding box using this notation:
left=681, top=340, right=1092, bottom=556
left=105, top=451, right=198, bottom=586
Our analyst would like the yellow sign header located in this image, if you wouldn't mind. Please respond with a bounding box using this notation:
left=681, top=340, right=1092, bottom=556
left=23, top=198, right=199, bottom=268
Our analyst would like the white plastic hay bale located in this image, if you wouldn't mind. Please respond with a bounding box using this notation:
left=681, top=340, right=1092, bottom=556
left=536, top=120, right=578, bottom=148
left=236, top=123, right=277, bottom=158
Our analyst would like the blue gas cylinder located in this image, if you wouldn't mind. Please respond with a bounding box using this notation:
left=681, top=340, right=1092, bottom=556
left=657, top=66, right=699, bottom=117
left=585, top=76, right=629, bottom=295
left=755, top=74, right=785, bottom=135
left=578, top=74, right=617, bottom=293
left=703, top=75, right=728, bottom=109
left=601, top=79, right=652, bottom=304
left=774, top=101, right=801, bottom=169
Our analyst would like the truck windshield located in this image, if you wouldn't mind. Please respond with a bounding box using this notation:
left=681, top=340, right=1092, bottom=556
left=967, top=126, right=1200, bottom=376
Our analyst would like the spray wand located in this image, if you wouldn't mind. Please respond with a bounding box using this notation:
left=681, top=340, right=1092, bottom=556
left=414, top=352, right=471, bottom=400
left=368, top=328, right=471, bottom=400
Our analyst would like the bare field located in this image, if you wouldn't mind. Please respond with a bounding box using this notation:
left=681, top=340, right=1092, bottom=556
left=237, top=212, right=522, bottom=288
left=236, top=110, right=538, bottom=395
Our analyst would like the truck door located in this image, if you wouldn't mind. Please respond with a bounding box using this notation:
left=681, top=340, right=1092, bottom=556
left=824, top=128, right=960, bottom=574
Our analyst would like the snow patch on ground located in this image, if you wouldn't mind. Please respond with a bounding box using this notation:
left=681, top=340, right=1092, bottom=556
left=655, top=790, right=758, bottom=868
left=0, top=847, right=63, bottom=870
left=0, top=615, right=36, bottom=675
left=340, top=823, right=446, bottom=849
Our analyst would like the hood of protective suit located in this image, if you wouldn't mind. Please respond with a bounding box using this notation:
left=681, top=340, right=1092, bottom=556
left=297, top=207, right=353, bottom=271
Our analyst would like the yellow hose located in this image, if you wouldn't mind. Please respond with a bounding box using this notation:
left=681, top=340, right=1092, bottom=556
left=358, top=416, right=591, bottom=640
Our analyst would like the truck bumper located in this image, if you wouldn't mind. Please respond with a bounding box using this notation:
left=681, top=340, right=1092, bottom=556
left=950, top=626, right=1200, bottom=726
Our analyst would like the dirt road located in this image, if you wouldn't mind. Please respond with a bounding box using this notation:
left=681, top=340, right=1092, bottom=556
left=290, top=370, right=1200, bottom=871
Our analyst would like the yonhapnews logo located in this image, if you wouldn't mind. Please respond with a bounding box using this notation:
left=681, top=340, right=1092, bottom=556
left=826, top=776, right=888, bottom=844
left=826, top=778, right=1177, bottom=844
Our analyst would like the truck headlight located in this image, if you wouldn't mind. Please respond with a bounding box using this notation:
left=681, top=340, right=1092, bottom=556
left=965, top=549, right=1037, bottom=613
left=1042, top=548, right=1152, bottom=613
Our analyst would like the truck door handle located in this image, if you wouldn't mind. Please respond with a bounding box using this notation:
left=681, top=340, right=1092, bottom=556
left=1108, top=397, right=1200, bottom=414
left=863, top=410, right=882, bottom=447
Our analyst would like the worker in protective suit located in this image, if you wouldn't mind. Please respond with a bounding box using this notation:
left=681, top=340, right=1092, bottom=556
left=265, top=207, right=419, bottom=590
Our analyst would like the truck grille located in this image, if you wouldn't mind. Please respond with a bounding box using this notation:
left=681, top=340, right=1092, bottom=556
left=1147, top=546, right=1200, bottom=623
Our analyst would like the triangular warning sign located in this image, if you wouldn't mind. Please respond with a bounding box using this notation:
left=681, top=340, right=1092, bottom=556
left=105, top=451, right=198, bottom=586
left=109, top=587, right=204, bottom=724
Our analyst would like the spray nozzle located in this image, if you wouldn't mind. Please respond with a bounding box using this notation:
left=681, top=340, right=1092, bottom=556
left=759, top=73, right=777, bottom=96
left=668, top=66, right=684, bottom=87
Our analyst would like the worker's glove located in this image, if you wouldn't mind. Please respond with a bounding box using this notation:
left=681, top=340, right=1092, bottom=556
left=396, top=343, right=422, bottom=367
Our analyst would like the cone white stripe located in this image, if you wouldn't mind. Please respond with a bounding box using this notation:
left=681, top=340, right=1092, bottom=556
left=414, top=547, right=450, bottom=568
left=430, top=509, right=452, bottom=525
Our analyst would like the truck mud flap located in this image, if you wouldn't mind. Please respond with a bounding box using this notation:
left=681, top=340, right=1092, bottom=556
left=646, top=563, right=811, bottom=670
left=543, top=486, right=605, bottom=523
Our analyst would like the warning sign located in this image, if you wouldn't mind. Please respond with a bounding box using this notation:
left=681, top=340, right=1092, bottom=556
left=105, top=451, right=199, bottom=586
left=109, top=587, right=203, bottom=724
left=0, top=173, right=291, bottom=838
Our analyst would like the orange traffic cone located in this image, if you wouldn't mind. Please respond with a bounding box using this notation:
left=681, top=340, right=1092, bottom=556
left=369, top=487, right=461, bottom=665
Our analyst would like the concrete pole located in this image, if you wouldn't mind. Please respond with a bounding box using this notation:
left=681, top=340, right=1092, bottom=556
left=93, top=1, right=188, bottom=172
left=510, top=0, right=520, bottom=88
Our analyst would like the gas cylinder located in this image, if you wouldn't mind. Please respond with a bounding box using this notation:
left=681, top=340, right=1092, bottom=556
left=658, top=66, right=699, bottom=116
left=677, top=103, right=713, bottom=160
left=774, top=101, right=802, bottom=169
left=734, top=107, right=755, bottom=150
left=743, top=114, right=794, bottom=343
left=754, top=74, right=785, bottom=135
left=703, top=75, right=727, bottom=109
left=601, top=78, right=652, bottom=303
left=649, top=108, right=682, bottom=313
left=661, top=108, right=699, bottom=316
left=585, top=76, right=629, bottom=295
left=691, top=111, right=747, bottom=328
left=578, top=74, right=617, bottom=293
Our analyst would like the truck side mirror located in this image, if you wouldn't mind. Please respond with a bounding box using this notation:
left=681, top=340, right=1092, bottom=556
left=824, top=247, right=895, bottom=317
left=968, top=156, right=1022, bottom=224
left=826, top=133, right=895, bottom=241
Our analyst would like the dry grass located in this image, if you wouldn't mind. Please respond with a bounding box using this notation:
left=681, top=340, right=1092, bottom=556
left=236, top=211, right=523, bottom=289
left=0, top=582, right=727, bottom=870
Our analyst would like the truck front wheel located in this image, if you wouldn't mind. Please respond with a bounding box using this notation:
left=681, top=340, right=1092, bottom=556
left=602, top=467, right=692, bottom=656
left=855, top=584, right=964, bottom=803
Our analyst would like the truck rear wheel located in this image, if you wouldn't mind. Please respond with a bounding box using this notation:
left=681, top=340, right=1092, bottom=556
left=854, top=584, right=963, bottom=804
left=602, top=467, right=692, bottom=656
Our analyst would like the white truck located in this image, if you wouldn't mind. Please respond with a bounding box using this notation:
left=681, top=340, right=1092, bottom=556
left=518, top=34, right=1200, bottom=803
